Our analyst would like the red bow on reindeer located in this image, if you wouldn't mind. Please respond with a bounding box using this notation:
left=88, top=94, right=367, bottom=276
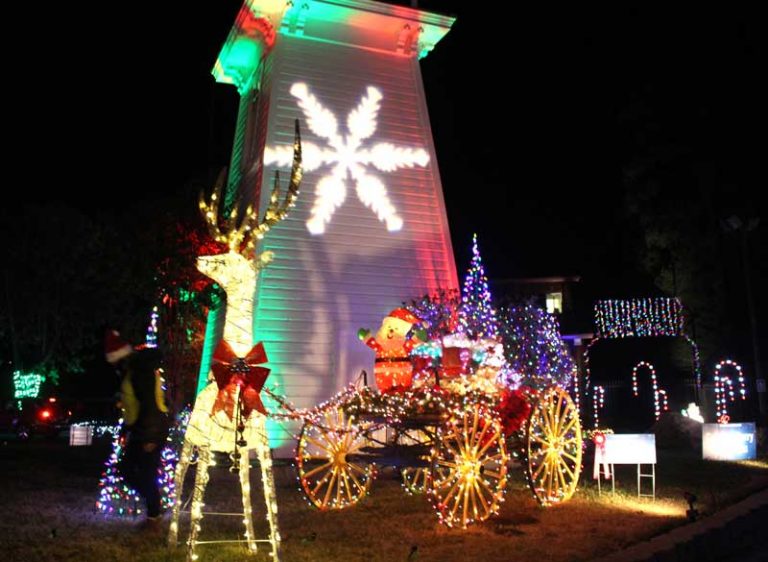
left=211, top=340, right=270, bottom=419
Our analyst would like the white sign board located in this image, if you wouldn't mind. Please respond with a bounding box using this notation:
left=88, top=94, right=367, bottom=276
left=69, top=425, right=93, bottom=446
left=604, top=434, right=657, bottom=464
left=703, top=423, right=756, bottom=461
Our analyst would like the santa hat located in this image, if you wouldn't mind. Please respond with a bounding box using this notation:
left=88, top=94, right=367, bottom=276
left=387, top=308, right=420, bottom=325
left=105, top=330, right=133, bottom=364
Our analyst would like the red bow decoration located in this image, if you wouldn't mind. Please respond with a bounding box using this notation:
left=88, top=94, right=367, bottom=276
left=497, top=387, right=532, bottom=435
left=592, top=431, right=611, bottom=480
left=211, top=340, right=270, bottom=420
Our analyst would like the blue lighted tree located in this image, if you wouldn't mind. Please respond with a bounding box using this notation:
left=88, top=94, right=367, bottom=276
left=498, top=301, right=575, bottom=389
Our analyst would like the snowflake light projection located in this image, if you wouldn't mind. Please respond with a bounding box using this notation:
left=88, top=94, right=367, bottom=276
left=264, top=83, right=430, bottom=234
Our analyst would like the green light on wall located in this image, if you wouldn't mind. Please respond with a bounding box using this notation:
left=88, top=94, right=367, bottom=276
left=213, top=36, right=264, bottom=93
left=263, top=363, right=287, bottom=449
left=196, top=304, right=223, bottom=397
left=229, top=37, right=261, bottom=72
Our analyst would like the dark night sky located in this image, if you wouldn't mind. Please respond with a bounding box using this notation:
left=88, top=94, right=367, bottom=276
left=13, top=2, right=765, bottom=289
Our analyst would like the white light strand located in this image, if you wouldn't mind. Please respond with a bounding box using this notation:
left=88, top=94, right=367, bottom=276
left=631, top=361, right=668, bottom=420
left=592, top=385, right=605, bottom=428
left=714, top=359, right=747, bottom=421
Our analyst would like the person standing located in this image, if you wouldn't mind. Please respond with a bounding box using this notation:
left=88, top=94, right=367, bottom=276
left=104, top=330, right=170, bottom=528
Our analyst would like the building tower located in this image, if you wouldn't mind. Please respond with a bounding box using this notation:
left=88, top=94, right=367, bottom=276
left=212, top=0, right=457, bottom=450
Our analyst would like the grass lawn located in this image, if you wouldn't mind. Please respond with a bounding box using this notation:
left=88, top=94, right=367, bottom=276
left=0, top=437, right=766, bottom=562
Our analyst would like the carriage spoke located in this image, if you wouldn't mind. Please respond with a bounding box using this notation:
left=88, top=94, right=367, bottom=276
left=341, top=471, right=355, bottom=502
left=560, top=450, right=579, bottom=463
left=473, top=419, right=491, bottom=450
left=532, top=453, right=549, bottom=482
left=555, top=461, right=568, bottom=496
left=560, top=415, right=579, bottom=436
left=483, top=468, right=503, bottom=479
left=557, top=456, right=576, bottom=480
left=477, top=426, right=501, bottom=457
left=462, top=482, right=470, bottom=524
left=303, top=435, right=332, bottom=453
left=347, top=466, right=366, bottom=494
left=301, top=460, right=333, bottom=479
left=450, top=482, right=464, bottom=519
left=322, top=467, right=338, bottom=508
left=469, top=479, right=480, bottom=518
left=311, top=469, right=332, bottom=497
left=473, top=479, right=491, bottom=517
left=552, top=392, right=565, bottom=433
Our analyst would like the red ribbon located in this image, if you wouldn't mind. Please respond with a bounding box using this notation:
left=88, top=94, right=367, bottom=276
left=592, top=432, right=611, bottom=480
left=211, top=340, right=270, bottom=419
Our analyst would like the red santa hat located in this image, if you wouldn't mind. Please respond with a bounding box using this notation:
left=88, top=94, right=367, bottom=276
left=387, top=308, right=420, bottom=325
left=105, top=330, right=133, bottom=364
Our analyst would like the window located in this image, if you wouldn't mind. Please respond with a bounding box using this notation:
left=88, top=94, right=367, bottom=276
left=546, top=291, right=563, bottom=314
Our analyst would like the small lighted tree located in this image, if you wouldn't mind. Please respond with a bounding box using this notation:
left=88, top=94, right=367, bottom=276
left=458, top=234, right=499, bottom=340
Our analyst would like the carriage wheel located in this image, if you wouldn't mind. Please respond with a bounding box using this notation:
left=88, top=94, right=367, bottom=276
left=525, top=386, right=582, bottom=506
left=401, top=466, right=430, bottom=495
left=428, top=404, right=509, bottom=528
left=402, top=465, right=451, bottom=495
left=296, top=407, right=375, bottom=510
left=398, top=428, right=446, bottom=495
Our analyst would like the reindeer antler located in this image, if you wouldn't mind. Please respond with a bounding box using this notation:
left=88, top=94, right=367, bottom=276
left=198, top=168, right=240, bottom=248
left=244, top=119, right=303, bottom=253
left=199, top=119, right=302, bottom=254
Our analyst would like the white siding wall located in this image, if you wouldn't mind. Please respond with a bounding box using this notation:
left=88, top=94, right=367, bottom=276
left=254, top=26, right=456, bottom=450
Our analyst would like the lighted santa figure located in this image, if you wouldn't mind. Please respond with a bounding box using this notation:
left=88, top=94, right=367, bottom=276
left=358, top=308, right=426, bottom=392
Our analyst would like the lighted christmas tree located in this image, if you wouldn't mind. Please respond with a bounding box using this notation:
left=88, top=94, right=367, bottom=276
left=96, top=433, right=142, bottom=516
left=96, top=407, right=190, bottom=516
left=458, top=234, right=499, bottom=340
left=498, top=302, right=575, bottom=390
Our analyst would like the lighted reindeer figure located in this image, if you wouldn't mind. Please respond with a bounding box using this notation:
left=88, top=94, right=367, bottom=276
left=169, top=121, right=301, bottom=562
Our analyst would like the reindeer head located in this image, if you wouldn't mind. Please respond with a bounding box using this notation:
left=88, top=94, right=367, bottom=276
left=195, top=120, right=302, bottom=356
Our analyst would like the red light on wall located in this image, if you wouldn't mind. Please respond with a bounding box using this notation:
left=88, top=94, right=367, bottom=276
left=38, top=408, right=52, bottom=420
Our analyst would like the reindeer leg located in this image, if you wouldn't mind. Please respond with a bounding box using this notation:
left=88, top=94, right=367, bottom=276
left=239, top=446, right=258, bottom=555
left=186, top=445, right=211, bottom=562
left=255, top=418, right=282, bottom=562
left=168, top=439, right=194, bottom=547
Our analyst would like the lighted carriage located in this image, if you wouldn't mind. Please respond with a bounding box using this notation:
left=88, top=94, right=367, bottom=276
left=286, top=331, right=583, bottom=529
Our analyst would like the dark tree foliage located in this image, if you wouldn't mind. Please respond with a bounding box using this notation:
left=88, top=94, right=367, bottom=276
left=0, top=194, right=223, bottom=406
left=147, top=208, right=226, bottom=407
left=620, top=92, right=765, bottom=370
left=0, top=204, right=155, bottom=391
